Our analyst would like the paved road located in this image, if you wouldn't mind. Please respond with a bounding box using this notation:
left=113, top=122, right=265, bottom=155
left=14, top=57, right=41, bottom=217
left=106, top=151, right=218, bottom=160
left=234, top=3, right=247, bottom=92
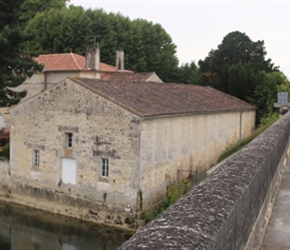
left=261, top=163, right=290, bottom=250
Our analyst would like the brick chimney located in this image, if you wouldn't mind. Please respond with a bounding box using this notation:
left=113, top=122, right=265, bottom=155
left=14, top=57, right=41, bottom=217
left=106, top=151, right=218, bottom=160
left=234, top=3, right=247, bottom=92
left=116, top=50, right=124, bottom=72
left=86, top=47, right=100, bottom=71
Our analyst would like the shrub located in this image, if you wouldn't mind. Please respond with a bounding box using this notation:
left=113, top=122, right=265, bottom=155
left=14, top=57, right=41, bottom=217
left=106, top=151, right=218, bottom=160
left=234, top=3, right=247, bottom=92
left=1, top=143, right=9, bottom=159
left=0, top=128, right=9, bottom=146
left=0, top=143, right=9, bottom=160
left=0, top=156, right=7, bottom=161
left=142, top=178, right=195, bottom=223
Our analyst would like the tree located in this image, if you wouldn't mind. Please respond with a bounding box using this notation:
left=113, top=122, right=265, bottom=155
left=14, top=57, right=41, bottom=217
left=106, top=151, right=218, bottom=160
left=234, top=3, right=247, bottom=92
left=198, top=31, right=285, bottom=123
left=198, top=31, right=277, bottom=94
left=24, top=7, right=179, bottom=82
left=251, top=71, right=290, bottom=121
left=0, top=0, right=42, bottom=106
left=172, top=61, right=201, bottom=84
left=128, top=19, right=178, bottom=82
left=24, top=5, right=92, bottom=54
left=20, top=0, right=68, bottom=26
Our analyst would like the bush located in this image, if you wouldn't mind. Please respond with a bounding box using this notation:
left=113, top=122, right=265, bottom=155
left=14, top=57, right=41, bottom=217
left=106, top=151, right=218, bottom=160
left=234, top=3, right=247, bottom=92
left=0, top=143, right=9, bottom=160
left=0, top=128, right=9, bottom=146
left=142, top=179, right=194, bottom=223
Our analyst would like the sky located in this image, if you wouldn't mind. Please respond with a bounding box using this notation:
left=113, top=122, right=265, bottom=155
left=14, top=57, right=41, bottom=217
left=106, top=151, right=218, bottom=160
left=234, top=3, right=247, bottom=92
left=68, top=0, right=290, bottom=78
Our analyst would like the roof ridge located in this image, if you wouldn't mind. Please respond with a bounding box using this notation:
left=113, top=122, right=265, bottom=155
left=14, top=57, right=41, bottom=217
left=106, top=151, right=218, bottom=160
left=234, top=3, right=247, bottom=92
left=70, top=52, right=82, bottom=70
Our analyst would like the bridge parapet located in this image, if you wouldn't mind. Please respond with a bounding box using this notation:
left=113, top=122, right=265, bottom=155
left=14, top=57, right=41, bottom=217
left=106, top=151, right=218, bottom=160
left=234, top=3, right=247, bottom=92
left=119, top=113, right=290, bottom=250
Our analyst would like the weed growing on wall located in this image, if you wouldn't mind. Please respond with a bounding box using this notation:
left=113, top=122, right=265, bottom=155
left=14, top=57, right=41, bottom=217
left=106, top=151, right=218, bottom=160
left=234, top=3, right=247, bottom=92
left=141, top=177, right=198, bottom=223
left=0, top=143, right=9, bottom=161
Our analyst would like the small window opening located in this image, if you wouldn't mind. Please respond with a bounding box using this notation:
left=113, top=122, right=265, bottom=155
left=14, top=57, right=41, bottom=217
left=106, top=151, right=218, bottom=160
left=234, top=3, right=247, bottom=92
left=33, top=150, right=40, bottom=168
left=66, top=133, right=73, bottom=147
left=102, top=158, right=109, bottom=177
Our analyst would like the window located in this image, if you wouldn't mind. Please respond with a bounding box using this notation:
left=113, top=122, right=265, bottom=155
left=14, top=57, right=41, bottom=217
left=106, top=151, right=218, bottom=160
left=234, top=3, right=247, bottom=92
left=102, top=158, right=109, bottom=177
left=66, top=133, right=73, bottom=147
left=33, top=150, right=40, bottom=168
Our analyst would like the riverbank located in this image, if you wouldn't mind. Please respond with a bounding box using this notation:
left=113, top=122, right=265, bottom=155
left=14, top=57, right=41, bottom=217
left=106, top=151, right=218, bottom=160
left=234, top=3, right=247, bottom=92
left=0, top=200, right=132, bottom=249
left=0, top=168, right=141, bottom=232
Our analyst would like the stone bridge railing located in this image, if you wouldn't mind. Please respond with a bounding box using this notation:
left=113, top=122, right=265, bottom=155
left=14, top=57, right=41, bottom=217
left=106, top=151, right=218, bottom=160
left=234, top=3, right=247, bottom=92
left=119, top=112, right=290, bottom=250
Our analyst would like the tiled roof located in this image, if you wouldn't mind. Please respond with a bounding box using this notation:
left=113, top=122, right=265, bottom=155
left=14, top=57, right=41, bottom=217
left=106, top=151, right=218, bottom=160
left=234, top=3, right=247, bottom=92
left=71, top=77, right=256, bottom=118
left=101, top=72, right=158, bottom=81
left=34, top=53, right=131, bottom=72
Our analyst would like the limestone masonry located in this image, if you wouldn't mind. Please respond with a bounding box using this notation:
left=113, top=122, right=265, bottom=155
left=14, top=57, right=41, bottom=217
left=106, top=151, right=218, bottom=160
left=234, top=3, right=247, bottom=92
left=3, top=77, right=255, bottom=230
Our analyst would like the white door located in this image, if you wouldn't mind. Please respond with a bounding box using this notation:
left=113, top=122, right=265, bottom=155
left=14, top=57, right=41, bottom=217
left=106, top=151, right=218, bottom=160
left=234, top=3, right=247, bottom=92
left=62, top=158, right=77, bottom=184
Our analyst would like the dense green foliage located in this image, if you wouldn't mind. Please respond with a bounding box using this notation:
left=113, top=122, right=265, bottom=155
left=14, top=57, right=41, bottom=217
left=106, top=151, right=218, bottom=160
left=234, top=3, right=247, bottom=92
left=0, top=0, right=42, bottom=106
left=24, top=6, right=179, bottom=82
left=0, top=142, right=9, bottom=160
left=20, top=0, right=68, bottom=26
left=199, top=31, right=276, bottom=92
left=198, top=31, right=289, bottom=122
left=170, top=61, right=201, bottom=84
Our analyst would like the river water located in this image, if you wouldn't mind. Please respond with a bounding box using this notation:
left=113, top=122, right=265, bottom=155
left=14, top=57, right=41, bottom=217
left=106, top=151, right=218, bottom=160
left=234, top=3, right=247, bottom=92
left=0, top=201, right=132, bottom=250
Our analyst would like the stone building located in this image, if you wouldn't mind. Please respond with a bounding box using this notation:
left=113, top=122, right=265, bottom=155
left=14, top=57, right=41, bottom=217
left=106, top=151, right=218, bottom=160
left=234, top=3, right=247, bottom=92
left=9, top=77, right=255, bottom=228
left=5, top=49, right=161, bottom=129
left=14, top=48, right=162, bottom=102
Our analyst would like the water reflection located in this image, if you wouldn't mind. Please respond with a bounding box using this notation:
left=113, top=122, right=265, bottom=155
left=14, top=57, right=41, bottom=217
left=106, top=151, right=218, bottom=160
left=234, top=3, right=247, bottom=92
left=0, top=202, right=131, bottom=250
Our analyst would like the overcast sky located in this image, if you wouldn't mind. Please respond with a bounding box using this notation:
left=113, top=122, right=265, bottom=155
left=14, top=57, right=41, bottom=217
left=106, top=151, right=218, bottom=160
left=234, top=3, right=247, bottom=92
left=69, top=0, right=290, bottom=78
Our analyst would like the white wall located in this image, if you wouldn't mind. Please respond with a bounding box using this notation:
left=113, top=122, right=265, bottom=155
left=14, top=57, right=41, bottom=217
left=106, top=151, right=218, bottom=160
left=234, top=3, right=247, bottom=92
left=139, top=110, right=256, bottom=208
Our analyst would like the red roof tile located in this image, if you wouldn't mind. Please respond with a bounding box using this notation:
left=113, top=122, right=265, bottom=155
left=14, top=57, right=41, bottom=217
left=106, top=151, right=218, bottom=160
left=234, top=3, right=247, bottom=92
left=71, top=77, right=256, bottom=118
left=34, top=53, right=131, bottom=72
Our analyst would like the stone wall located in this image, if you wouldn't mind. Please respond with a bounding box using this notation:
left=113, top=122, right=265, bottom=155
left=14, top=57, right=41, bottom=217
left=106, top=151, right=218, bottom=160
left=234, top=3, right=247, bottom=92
left=0, top=161, right=9, bottom=175
left=119, top=113, right=290, bottom=249
left=9, top=79, right=141, bottom=230
left=139, top=110, right=255, bottom=209
left=7, top=77, right=257, bottom=232
left=17, top=71, right=101, bottom=101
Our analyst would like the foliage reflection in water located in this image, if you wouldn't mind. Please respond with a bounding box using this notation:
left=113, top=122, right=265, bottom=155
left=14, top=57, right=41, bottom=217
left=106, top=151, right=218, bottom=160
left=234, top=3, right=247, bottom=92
left=0, top=201, right=132, bottom=250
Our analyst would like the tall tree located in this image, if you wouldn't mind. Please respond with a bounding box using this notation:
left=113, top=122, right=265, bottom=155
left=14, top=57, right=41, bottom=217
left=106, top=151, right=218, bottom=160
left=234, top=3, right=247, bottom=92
left=198, top=31, right=277, bottom=93
left=24, top=7, right=179, bottom=82
left=127, top=19, right=178, bottom=81
left=20, top=0, right=68, bottom=26
left=251, top=71, right=290, bottom=121
left=172, top=61, right=201, bottom=84
left=24, top=5, right=92, bottom=54
left=198, top=31, right=285, bottom=123
left=0, top=0, right=42, bottom=106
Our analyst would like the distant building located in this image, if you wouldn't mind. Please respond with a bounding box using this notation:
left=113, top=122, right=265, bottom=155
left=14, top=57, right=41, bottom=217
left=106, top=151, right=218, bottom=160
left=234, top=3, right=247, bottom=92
left=14, top=48, right=162, bottom=101
left=9, top=77, right=255, bottom=228
left=4, top=49, right=161, bottom=128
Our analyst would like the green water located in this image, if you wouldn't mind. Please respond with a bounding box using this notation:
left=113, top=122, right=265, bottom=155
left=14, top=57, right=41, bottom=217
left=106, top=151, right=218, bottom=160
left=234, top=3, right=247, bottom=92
left=0, top=201, right=132, bottom=250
